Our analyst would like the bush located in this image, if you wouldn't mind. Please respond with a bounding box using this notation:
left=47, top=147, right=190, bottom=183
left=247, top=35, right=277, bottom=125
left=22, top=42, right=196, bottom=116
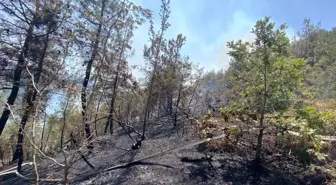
left=274, top=106, right=332, bottom=165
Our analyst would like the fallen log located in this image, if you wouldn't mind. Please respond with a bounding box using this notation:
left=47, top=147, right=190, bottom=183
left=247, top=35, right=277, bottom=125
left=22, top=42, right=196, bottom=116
left=287, top=131, right=336, bottom=141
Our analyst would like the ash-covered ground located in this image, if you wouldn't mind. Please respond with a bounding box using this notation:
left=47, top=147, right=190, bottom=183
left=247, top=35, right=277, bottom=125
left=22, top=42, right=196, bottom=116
left=1, top=119, right=334, bottom=185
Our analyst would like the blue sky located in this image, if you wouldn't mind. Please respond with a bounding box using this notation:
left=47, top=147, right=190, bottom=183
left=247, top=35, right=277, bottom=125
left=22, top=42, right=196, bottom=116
left=2, top=0, right=334, bottom=119
left=44, top=0, right=335, bottom=114
left=129, top=0, right=336, bottom=76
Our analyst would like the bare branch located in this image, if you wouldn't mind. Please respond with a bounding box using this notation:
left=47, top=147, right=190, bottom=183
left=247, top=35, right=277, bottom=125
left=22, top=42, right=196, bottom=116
left=10, top=0, right=31, bottom=23
left=0, top=99, right=65, bottom=167
left=26, top=66, right=40, bottom=94
left=0, top=162, right=33, bottom=175
left=32, top=99, right=40, bottom=183
left=18, top=0, right=35, bottom=18
left=0, top=2, right=29, bottom=24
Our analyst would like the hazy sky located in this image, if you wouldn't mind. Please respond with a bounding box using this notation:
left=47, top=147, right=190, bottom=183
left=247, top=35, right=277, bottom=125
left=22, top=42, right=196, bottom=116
left=45, top=0, right=335, bottom=114
left=129, top=0, right=335, bottom=76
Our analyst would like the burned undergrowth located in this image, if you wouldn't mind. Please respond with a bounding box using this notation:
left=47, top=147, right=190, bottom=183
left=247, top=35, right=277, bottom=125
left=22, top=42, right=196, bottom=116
left=1, top=114, right=335, bottom=185
left=1, top=1, right=336, bottom=185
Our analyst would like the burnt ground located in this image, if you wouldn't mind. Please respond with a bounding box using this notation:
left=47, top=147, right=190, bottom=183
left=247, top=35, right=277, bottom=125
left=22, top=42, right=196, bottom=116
left=1, top=118, right=336, bottom=185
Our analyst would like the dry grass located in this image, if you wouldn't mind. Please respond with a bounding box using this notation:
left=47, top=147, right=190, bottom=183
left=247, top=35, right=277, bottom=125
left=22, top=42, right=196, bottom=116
left=312, top=99, right=336, bottom=111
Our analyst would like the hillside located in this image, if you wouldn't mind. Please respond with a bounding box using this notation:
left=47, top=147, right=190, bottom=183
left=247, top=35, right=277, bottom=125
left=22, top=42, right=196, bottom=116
left=1, top=116, right=335, bottom=185
left=1, top=0, right=336, bottom=185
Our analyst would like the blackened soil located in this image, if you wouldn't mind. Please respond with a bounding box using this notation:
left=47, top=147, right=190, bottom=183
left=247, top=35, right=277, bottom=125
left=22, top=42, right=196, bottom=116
left=1, top=120, right=335, bottom=185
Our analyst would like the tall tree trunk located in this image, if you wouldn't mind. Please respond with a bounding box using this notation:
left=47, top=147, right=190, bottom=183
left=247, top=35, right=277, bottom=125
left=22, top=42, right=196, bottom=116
left=81, top=0, right=106, bottom=149
left=12, top=89, right=36, bottom=172
left=142, top=0, right=170, bottom=139
left=125, top=95, right=133, bottom=125
left=167, top=91, right=173, bottom=117
left=94, top=84, right=104, bottom=137
left=174, top=81, right=183, bottom=126
left=168, top=62, right=177, bottom=117
left=0, top=23, right=35, bottom=135
left=105, top=35, right=127, bottom=134
left=254, top=55, right=268, bottom=166
left=12, top=26, right=50, bottom=172
left=143, top=43, right=163, bottom=140
left=104, top=79, right=118, bottom=134
left=104, top=60, right=122, bottom=134
left=143, top=75, right=154, bottom=139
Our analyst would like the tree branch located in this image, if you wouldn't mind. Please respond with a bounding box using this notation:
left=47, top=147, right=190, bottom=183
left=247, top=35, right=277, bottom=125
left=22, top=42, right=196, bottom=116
left=0, top=99, right=65, bottom=167
left=26, top=66, right=40, bottom=94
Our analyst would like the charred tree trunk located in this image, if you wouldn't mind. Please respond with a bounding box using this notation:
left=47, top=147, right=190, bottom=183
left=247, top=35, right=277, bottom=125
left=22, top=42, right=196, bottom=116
left=81, top=0, right=106, bottom=150
left=125, top=96, right=133, bottom=125
left=12, top=89, right=37, bottom=172
left=174, top=81, right=183, bottom=126
left=255, top=116, right=265, bottom=165
left=143, top=54, right=162, bottom=139
left=94, top=85, right=104, bottom=137
left=167, top=91, right=173, bottom=117
left=13, top=25, right=50, bottom=172
left=0, top=23, right=34, bottom=135
left=104, top=63, right=122, bottom=134
left=168, top=62, right=176, bottom=118
left=143, top=77, right=155, bottom=139
left=104, top=77, right=118, bottom=134
left=142, top=0, right=170, bottom=140
left=105, top=35, right=127, bottom=134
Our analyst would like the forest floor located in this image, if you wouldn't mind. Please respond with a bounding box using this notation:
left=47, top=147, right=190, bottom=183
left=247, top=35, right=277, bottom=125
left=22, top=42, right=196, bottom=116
left=1, top=117, right=336, bottom=185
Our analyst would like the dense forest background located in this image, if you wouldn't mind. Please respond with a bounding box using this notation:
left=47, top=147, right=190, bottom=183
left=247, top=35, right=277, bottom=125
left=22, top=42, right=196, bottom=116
left=0, top=0, right=335, bottom=184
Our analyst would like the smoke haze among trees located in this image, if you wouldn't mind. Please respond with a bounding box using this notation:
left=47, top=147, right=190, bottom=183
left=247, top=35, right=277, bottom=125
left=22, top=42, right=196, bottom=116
left=0, top=0, right=336, bottom=184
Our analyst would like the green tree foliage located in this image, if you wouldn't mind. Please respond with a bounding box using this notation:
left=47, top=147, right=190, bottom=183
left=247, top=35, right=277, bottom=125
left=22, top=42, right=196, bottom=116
left=226, top=16, right=305, bottom=165
left=292, top=19, right=336, bottom=98
left=1, top=0, right=336, bottom=181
